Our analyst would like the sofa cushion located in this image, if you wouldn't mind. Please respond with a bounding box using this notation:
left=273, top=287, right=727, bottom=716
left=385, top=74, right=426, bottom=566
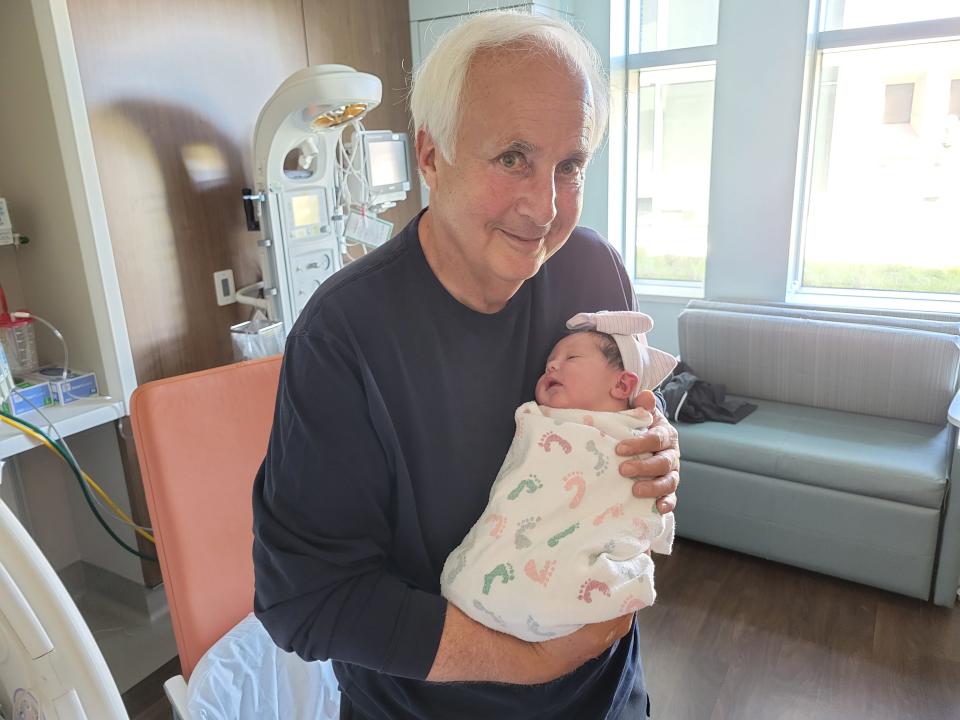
left=676, top=398, right=952, bottom=509
left=678, top=308, right=960, bottom=424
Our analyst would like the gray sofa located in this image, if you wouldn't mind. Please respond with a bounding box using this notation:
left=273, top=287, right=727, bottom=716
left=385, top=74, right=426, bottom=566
left=673, top=300, right=960, bottom=606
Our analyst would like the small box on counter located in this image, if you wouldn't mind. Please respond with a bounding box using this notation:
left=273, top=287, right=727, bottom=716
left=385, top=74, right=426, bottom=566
left=20, top=367, right=98, bottom=405
left=1, top=379, right=55, bottom=417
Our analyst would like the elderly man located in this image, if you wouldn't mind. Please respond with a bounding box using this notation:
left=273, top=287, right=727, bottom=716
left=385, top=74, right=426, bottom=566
left=253, top=11, right=680, bottom=720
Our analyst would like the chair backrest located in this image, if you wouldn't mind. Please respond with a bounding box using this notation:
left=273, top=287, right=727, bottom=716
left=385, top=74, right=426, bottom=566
left=678, top=303, right=960, bottom=425
left=130, top=356, right=281, bottom=679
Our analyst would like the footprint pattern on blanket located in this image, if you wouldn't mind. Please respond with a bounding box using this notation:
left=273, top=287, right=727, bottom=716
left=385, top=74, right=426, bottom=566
left=582, top=415, right=608, bottom=437
left=577, top=579, right=612, bottom=604
left=538, top=432, right=572, bottom=454
left=563, top=472, right=586, bottom=509
left=507, top=475, right=543, bottom=500
left=593, top=503, right=625, bottom=526
left=633, top=517, right=650, bottom=539
left=443, top=528, right=478, bottom=585
left=514, top=516, right=541, bottom=550
left=619, top=595, right=648, bottom=613
left=473, top=599, right=506, bottom=626
left=482, top=563, right=516, bottom=595
left=584, top=440, right=609, bottom=475
left=526, top=615, right=557, bottom=638
left=588, top=539, right=618, bottom=565
left=524, top=558, right=557, bottom=586
left=547, top=522, right=580, bottom=548
left=485, top=514, right=507, bottom=538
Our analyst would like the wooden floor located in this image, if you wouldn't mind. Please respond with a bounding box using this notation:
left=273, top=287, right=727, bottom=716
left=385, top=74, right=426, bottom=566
left=125, top=540, right=960, bottom=719
left=637, top=540, right=960, bottom=720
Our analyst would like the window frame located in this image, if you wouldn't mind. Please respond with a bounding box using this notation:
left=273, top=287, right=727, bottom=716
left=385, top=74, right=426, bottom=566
left=789, top=13, right=960, bottom=311
left=613, top=1, right=719, bottom=299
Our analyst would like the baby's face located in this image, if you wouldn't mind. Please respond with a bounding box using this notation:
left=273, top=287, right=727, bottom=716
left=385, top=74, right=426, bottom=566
left=534, top=333, right=628, bottom=411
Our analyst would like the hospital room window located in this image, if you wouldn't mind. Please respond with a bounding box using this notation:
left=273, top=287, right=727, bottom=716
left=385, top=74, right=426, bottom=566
left=612, top=0, right=719, bottom=292
left=794, top=2, right=960, bottom=301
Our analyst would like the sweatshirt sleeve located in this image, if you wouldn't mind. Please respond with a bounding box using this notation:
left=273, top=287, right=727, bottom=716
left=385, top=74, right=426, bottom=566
left=252, top=330, right=447, bottom=680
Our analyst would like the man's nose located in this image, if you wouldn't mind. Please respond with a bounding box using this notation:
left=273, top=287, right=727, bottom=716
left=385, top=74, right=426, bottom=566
left=518, top=168, right=557, bottom=229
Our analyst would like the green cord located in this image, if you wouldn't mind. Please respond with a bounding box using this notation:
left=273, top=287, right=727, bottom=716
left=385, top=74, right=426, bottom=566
left=1, top=410, right=158, bottom=562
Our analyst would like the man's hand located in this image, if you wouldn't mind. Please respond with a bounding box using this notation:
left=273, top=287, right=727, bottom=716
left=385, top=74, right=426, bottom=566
left=617, top=390, right=680, bottom=514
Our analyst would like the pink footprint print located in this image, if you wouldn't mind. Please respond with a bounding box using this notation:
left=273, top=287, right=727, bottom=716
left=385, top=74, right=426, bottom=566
left=577, top=579, right=612, bottom=604
left=620, top=595, right=648, bottom=613
left=633, top=517, right=650, bottom=539
left=563, top=472, right=586, bottom=508
left=593, top=503, right=625, bottom=526
left=538, top=432, right=572, bottom=454
left=484, top=514, right=507, bottom=538
left=581, top=415, right=607, bottom=437
left=524, top=559, right=557, bottom=587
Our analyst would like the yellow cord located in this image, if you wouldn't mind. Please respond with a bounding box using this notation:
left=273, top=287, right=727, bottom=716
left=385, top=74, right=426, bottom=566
left=0, top=415, right=156, bottom=544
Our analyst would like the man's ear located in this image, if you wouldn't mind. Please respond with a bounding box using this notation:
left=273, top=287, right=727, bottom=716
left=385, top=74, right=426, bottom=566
left=612, top=371, right=640, bottom=401
left=416, top=128, right=438, bottom=192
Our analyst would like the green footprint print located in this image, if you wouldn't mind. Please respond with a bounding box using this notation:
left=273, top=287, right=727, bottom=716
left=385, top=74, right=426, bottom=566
left=507, top=474, right=543, bottom=500
left=514, top=516, right=541, bottom=550
left=473, top=599, right=506, bottom=627
left=526, top=615, right=557, bottom=638
left=482, top=562, right=516, bottom=595
left=585, top=441, right=609, bottom=475
left=547, top=522, right=580, bottom=548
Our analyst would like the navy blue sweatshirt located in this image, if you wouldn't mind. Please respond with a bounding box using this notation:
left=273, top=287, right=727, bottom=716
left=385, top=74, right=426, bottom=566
left=253, top=212, right=648, bottom=719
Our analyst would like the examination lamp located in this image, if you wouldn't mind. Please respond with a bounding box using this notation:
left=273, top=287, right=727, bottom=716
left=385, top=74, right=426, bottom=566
left=244, top=65, right=382, bottom=330
left=251, top=64, right=381, bottom=190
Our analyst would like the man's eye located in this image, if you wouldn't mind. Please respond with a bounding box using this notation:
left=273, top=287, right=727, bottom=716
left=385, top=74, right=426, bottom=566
left=499, top=151, right=523, bottom=169
left=558, top=160, right=581, bottom=176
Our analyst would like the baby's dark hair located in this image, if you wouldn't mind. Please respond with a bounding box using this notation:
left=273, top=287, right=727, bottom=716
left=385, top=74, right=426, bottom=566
left=569, top=328, right=624, bottom=370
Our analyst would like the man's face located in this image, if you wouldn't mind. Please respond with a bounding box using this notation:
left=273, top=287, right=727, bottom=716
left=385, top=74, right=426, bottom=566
left=535, top=333, right=627, bottom=411
left=419, top=48, right=593, bottom=295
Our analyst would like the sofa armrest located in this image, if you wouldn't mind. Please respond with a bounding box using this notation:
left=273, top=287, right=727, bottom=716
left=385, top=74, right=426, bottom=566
left=949, top=389, right=960, bottom=428
left=933, top=421, right=960, bottom=606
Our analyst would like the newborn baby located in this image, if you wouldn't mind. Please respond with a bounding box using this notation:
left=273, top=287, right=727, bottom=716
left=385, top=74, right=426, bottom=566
left=441, top=311, right=678, bottom=641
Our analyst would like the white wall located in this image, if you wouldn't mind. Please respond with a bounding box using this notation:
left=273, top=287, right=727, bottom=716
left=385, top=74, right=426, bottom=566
left=0, top=0, right=143, bottom=584
left=703, top=0, right=812, bottom=302
left=0, top=0, right=104, bottom=381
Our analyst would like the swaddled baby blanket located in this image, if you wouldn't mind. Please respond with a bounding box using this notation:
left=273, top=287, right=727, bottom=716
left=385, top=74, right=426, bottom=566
left=441, top=401, right=674, bottom=642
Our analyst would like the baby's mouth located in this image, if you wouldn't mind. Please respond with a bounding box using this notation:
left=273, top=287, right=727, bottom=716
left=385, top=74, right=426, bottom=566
left=547, top=378, right=562, bottom=390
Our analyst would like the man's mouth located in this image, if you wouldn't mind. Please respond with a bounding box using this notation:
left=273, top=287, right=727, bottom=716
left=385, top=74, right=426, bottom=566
left=500, top=228, right=543, bottom=243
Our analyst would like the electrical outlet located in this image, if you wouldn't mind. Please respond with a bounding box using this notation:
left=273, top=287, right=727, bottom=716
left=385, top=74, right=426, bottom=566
left=213, top=269, right=236, bottom=306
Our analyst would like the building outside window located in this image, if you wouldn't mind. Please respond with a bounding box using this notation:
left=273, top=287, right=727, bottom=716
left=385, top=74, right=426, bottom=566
left=796, top=0, right=960, bottom=300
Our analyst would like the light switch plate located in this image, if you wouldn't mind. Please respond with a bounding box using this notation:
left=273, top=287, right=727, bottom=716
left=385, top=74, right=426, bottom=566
left=213, top=269, right=236, bottom=306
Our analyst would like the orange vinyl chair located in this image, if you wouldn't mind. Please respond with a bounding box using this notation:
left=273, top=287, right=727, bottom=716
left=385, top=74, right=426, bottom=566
left=130, top=356, right=282, bottom=716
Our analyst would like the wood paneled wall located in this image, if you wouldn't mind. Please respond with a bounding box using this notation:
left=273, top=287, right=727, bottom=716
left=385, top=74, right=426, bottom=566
left=66, top=0, right=419, bottom=385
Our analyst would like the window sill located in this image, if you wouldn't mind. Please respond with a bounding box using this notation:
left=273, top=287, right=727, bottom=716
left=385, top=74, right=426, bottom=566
left=633, top=280, right=704, bottom=303
left=786, top=288, right=960, bottom=316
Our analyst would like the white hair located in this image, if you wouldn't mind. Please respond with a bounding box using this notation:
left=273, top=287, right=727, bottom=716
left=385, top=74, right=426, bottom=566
left=410, top=10, right=608, bottom=163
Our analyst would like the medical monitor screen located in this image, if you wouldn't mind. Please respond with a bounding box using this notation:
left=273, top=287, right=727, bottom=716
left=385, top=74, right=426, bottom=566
left=364, top=133, right=411, bottom=192
left=291, top=194, right=322, bottom=227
